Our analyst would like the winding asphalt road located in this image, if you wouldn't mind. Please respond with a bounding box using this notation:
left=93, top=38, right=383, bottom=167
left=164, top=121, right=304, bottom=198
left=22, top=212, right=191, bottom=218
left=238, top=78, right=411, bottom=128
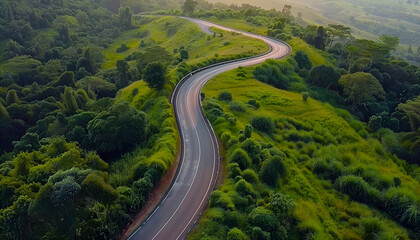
left=127, top=17, right=291, bottom=240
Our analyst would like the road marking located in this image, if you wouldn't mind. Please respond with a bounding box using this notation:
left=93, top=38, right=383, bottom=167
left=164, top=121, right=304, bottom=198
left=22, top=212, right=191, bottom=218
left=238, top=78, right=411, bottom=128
left=127, top=17, right=291, bottom=240
left=151, top=79, right=203, bottom=240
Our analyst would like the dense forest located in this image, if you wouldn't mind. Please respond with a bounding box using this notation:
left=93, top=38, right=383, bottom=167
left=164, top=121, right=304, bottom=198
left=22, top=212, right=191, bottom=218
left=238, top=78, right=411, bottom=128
left=0, top=0, right=419, bottom=239
left=0, top=0, right=180, bottom=238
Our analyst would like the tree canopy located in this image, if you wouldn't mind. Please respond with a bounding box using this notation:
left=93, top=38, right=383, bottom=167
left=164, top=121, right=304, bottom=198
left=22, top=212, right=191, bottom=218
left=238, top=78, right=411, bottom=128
left=143, top=62, right=167, bottom=89
left=339, top=72, right=386, bottom=107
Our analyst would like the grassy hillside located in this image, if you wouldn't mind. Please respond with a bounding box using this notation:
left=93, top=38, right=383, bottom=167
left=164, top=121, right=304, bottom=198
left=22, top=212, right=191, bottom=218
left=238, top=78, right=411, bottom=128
left=188, top=62, right=420, bottom=240
left=103, top=16, right=268, bottom=69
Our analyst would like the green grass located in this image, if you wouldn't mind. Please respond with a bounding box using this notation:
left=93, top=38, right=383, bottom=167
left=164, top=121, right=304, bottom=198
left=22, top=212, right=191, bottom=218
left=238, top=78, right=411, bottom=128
left=103, top=16, right=268, bottom=69
left=204, top=17, right=269, bottom=35
left=187, top=63, right=419, bottom=240
left=288, top=37, right=333, bottom=66
left=110, top=81, right=178, bottom=187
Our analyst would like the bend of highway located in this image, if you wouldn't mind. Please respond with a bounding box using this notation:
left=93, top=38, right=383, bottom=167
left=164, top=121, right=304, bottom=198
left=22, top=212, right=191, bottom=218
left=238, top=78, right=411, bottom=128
left=127, top=17, right=291, bottom=240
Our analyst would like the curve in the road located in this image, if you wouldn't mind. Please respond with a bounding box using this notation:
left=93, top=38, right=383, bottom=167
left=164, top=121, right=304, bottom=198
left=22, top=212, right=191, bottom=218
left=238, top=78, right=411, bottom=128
left=127, top=17, right=291, bottom=240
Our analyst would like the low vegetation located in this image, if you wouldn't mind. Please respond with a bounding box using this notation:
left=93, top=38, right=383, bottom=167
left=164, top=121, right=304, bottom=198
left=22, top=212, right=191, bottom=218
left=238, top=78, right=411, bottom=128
left=189, top=64, right=420, bottom=240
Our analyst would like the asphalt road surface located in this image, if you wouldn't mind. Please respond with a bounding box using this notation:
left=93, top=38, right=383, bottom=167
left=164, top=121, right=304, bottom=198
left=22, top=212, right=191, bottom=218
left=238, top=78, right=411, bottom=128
left=127, top=17, right=291, bottom=240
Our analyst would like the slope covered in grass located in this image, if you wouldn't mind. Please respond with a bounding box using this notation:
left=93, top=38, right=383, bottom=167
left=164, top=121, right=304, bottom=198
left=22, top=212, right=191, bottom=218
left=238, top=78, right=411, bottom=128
left=188, top=64, right=420, bottom=240
left=103, top=16, right=268, bottom=69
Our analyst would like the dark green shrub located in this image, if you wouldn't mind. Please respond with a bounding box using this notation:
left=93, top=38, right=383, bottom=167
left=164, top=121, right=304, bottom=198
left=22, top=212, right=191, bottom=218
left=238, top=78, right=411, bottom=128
left=251, top=227, right=270, bottom=240
left=247, top=99, right=260, bottom=109
left=248, top=207, right=279, bottom=233
left=393, top=177, right=401, bottom=187
left=116, top=43, right=129, bottom=53
left=229, top=149, right=251, bottom=170
left=244, top=124, right=253, bottom=138
left=301, top=92, right=309, bottom=101
left=132, top=88, right=139, bottom=97
left=221, top=132, right=232, bottom=146
left=250, top=116, right=274, bottom=134
left=334, top=175, right=380, bottom=204
left=229, top=101, right=246, bottom=113
left=241, top=138, right=261, bottom=165
left=235, top=179, right=254, bottom=196
left=227, top=163, right=242, bottom=179
left=227, top=227, right=247, bottom=240
left=312, top=158, right=343, bottom=180
left=294, top=51, right=312, bottom=70
left=253, top=60, right=293, bottom=90
left=259, top=155, right=287, bottom=186
left=218, top=91, right=232, bottom=101
left=242, top=169, right=259, bottom=183
left=307, top=65, right=340, bottom=89
left=237, top=72, right=246, bottom=78
left=227, top=136, right=239, bottom=148
left=209, top=190, right=234, bottom=210
left=180, top=49, right=189, bottom=60
left=368, top=115, right=382, bottom=130
left=270, top=192, right=295, bottom=222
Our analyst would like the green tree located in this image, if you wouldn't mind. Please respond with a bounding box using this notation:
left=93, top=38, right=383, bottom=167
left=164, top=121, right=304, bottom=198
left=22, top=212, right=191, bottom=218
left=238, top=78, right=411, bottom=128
left=81, top=173, right=117, bottom=203
left=5, top=5, right=14, bottom=23
left=55, top=71, right=75, bottom=87
left=60, top=87, right=79, bottom=115
left=0, top=102, right=9, bottom=119
left=339, top=72, right=385, bottom=108
left=143, top=62, right=166, bottom=89
left=314, top=26, right=327, bottom=50
left=227, top=227, right=247, bottom=240
left=6, top=89, right=20, bottom=106
left=13, top=133, right=41, bottom=153
left=58, top=24, right=70, bottom=43
left=119, top=6, right=133, bottom=28
left=308, top=65, right=340, bottom=89
left=270, top=192, right=295, bottom=225
left=398, top=96, right=420, bottom=131
left=84, top=46, right=104, bottom=74
left=368, top=115, right=383, bottom=131
left=76, top=11, right=88, bottom=25
left=326, top=24, right=352, bottom=49
left=116, top=60, right=129, bottom=89
left=87, top=101, right=147, bottom=154
left=11, top=152, right=34, bottom=177
left=43, top=59, right=63, bottom=81
left=180, top=49, right=189, bottom=60
left=76, top=76, right=116, bottom=98
left=378, top=35, right=399, bottom=51
left=408, top=45, right=413, bottom=54
left=294, top=51, right=312, bottom=70
left=248, top=207, right=279, bottom=233
left=282, top=5, right=293, bottom=18
left=182, top=0, right=198, bottom=14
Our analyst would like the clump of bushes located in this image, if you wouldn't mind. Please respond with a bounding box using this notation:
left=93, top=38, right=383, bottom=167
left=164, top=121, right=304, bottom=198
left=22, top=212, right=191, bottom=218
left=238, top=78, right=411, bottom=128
left=116, top=43, right=129, bottom=53
left=219, top=91, right=232, bottom=101
left=250, top=116, right=274, bottom=134
left=229, top=101, right=246, bottom=113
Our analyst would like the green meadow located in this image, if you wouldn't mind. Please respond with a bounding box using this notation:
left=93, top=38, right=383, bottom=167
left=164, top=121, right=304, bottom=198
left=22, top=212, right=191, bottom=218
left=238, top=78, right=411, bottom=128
left=103, top=16, right=268, bottom=69
left=187, top=61, right=420, bottom=239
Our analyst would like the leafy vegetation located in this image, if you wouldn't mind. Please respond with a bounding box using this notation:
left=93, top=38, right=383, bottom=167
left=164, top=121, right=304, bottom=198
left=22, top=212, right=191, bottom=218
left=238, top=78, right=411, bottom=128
left=189, top=64, right=420, bottom=240
left=0, top=0, right=419, bottom=239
